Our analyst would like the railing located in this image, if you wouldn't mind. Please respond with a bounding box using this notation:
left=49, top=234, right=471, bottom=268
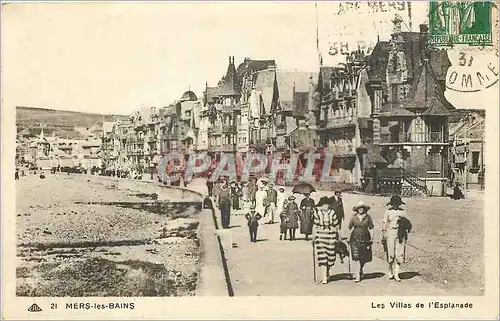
left=324, top=145, right=356, bottom=155
left=323, top=116, right=356, bottom=129
left=208, top=127, right=222, bottom=135
left=276, top=123, right=286, bottom=135
left=222, top=106, right=233, bottom=113
left=222, top=125, right=236, bottom=133
left=401, top=168, right=429, bottom=195
left=222, top=144, right=236, bottom=152
left=380, top=132, right=445, bottom=144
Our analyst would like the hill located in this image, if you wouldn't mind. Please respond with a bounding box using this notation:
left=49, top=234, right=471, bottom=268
left=16, top=106, right=128, bottom=138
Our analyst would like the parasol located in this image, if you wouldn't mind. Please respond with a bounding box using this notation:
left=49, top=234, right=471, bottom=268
left=292, top=182, right=316, bottom=194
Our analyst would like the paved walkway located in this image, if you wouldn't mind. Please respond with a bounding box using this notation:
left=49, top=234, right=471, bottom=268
left=216, top=209, right=444, bottom=296
left=136, top=177, right=445, bottom=296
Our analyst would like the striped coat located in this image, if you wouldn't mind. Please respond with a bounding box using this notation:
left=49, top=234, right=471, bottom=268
left=313, top=208, right=341, bottom=267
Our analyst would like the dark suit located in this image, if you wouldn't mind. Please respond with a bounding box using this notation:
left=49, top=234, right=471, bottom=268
left=245, top=212, right=262, bottom=242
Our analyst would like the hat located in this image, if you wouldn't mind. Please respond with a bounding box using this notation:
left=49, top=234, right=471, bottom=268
left=316, top=196, right=331, bottom=208
left=387, top=195, right=405, bottom=207
left=288, top=195, right=296, bottom=201
left=353, top=201, right=371, bottom=211
left=279, top=188, right=285, bottom=192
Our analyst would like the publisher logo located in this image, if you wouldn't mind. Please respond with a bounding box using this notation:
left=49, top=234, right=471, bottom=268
left=28, top=303, right=42, bottom=312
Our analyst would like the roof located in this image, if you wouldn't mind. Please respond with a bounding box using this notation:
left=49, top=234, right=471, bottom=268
left=254, top=69, right=277, bottom=115
left=293, top=91, right=309, bottom=117
left=180, top=90, right=198, bottom=101
left=217, top=57, right=240, bottom=96
left=204, top=86, right=218, bottom=104
left=236, top=58, right=277, bottom=79
left=277, top=71, right=318, bottom=102
left=367, top=41, right=390, bottom=82
left=403, top=63, right=454, bottom=113
left=317, top=67, right=334, bottom=93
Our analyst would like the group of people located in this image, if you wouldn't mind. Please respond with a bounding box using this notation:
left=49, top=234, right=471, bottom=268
left=312, top=194, right=412, bottom=285
left=206, top=177, right=413, bottom=286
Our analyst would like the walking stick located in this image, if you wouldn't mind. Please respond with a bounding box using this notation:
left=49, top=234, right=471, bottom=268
left=347, top=240, right=352, bottom=279
left=403, top=239, right=407, bottom=263
left=313, top=237, right=317, bottom=283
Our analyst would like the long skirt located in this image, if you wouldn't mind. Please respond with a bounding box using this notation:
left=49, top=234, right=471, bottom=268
left=386, top=228, right=405, bottom=264
left=220, top=202, right=231, bottom=228
left=232, top=196, right=240, bottom=209
left=350, top=240, right=373, bottom=263
left=299, top=209, right=314, bottom=235
left=314, top=227, right=340, bottom=267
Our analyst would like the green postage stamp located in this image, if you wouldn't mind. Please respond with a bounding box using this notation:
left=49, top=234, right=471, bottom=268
left=428, top=1, right=493, bottom=46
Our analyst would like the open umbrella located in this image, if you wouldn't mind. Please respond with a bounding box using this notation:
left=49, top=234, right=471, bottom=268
left=292, top=182, right=316, bottom=194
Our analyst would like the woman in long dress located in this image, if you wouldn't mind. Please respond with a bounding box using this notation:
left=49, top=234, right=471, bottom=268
left=254, top=185, right=267, bottom=221
left=313, top=196, right=341, bottom=284
left=299, top=193, right=315, bottom=240
left=382, top=195, right=410, bottom=282
left=231, top=182, right=241, bottom=210
left=348, top=201, right=374, bottom=283
left=283, top=195, right=300, bottom=241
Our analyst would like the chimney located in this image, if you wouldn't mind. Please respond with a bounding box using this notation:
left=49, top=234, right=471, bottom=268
left=229, top=56, right=231, bottom=64
left=419, top=24, right=429, bottom=35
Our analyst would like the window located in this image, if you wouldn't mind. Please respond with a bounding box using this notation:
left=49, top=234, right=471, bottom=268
left=472, top=151, right=480, bottom=168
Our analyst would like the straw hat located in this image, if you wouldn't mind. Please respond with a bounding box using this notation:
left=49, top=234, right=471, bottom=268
left=288, top=195, right=296, bottom=201
left=353, top=201, right=371, bottom=211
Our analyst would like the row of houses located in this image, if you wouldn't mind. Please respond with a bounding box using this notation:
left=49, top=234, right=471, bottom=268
left=99, top=19, right=485, bottom=195
left=16, top=128, right=102, bottom=171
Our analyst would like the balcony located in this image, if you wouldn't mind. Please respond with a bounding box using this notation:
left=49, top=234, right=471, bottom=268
left=222, top=125, right=236, bottom=133
left=208, top=127, right=222, bottom=136
left=324, top=145, right=356, bottom=156
left=276, top=123, right=287, bottom=135
left=221, top=144, right=236, bottom=152
left=222, top=106, right=234, bottom=113
left=319, top=116, right=356, bottom=130
left=380, top=132, right=446, bottom=144
left=276, top=140, right=289, bottom=150
left=160, top=133, right=180, bottom=141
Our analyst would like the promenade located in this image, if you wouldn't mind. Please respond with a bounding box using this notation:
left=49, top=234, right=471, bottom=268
left=84, top=175, right=484, bottom=296
left=211, top=195, right=445, bottom=296
left=179, top=178, right=443, bottom=296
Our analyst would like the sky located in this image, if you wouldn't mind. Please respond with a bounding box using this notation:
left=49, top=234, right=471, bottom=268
left=1, top=1, right=430, bottom=116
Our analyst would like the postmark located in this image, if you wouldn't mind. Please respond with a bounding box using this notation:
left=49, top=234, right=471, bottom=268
left=428, top=1, right=493, bottom=46
left=445, top=50, right=499, bottom=92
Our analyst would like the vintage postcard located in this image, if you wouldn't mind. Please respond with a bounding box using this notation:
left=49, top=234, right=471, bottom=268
left=1, top=1, right=499, bottom=319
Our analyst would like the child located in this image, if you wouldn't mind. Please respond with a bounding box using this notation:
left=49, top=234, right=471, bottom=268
left=245, top=205, right=262, bottom=243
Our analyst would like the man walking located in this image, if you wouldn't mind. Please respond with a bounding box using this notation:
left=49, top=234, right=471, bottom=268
left=218, top=180, right=232, bottom=229
left=265, top=182, right=278, bottom=224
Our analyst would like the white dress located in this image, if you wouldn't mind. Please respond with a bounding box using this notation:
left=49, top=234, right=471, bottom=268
left=254, top=189, right=267, bottom=218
